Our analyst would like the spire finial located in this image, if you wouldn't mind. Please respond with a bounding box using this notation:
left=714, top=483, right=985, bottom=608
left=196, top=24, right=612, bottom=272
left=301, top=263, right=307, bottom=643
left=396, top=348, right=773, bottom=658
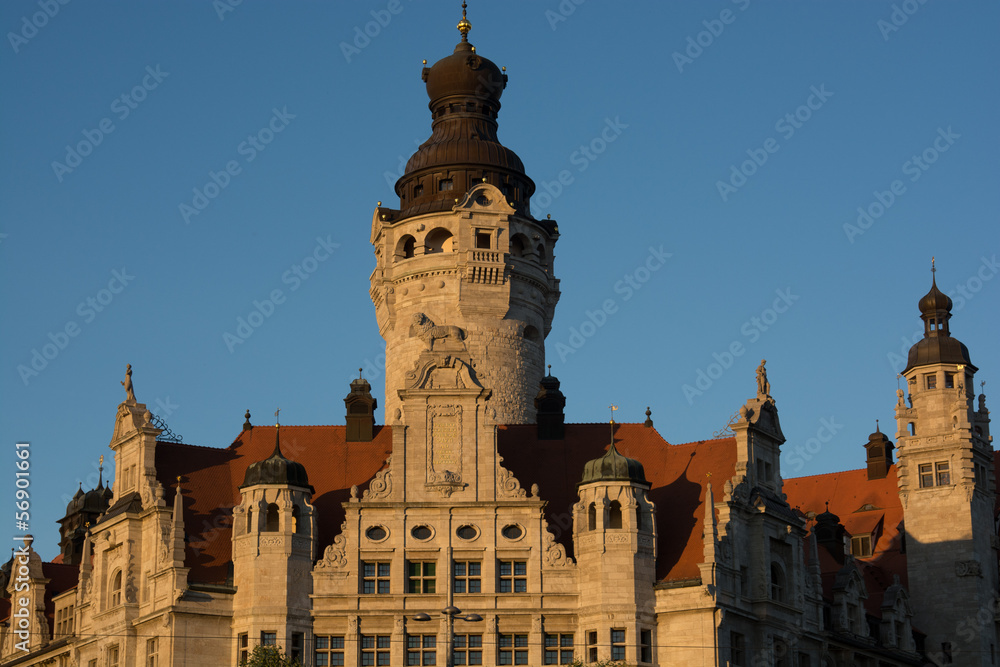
left=644, top=407, right=653, bottom=428
left=274, top=407, right=281, bottom=427
left=98, top=455, right=104, bottom=487
left=875, top=419, right=880, bottom=433
left=608, top=404, right=618, bottom=425
left=243, top=409, right=252, bottom=431
left=457, top=1, right=471, bottom=42
left=359, top=368, right=364, bottom=379
left=547, top=364, right=552, bottom=375
left=931, top=256, right=937, bottom=285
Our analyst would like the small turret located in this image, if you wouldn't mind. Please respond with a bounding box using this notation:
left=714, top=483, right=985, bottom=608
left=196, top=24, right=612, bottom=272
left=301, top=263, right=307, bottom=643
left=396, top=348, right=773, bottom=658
left=534, top=367, right=566, bottom=439
left=864, top=421, right=894, bottom=480
left=344, top=371, right=377, bottom=442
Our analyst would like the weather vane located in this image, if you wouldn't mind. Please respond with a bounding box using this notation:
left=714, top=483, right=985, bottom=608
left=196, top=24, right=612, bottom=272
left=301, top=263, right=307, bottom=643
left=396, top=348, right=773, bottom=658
left=608, top=405, right=618, bottom=424
left=275, top=407, right=281, bottom=426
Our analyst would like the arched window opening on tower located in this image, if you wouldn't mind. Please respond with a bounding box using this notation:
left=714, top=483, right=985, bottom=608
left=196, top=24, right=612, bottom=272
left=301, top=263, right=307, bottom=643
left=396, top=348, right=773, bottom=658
left=110, top=569, right=122, bottom=607
left=509, top=234, right=528, bottom=258
left=636, top=506, right=647, bottom=531
left=608, top=500, right=623, bottom=529
left=425, top=228, right=454, bottom=254
left=769, top=562, right=785, bottom=602
left=246, top=508, right=253, bottom=534
left=587, top=503, right=597, bottom=531
left=908, top=422, right=916, bottom=436
left=397, top=235, right=416, bottom=259
left=523, top=326, right=539, bottom=342
left=292, top=505, right=302, bottom=534
left=265, top=503, right=279, bottom=532
left=537, top=244, right=547, bottom=265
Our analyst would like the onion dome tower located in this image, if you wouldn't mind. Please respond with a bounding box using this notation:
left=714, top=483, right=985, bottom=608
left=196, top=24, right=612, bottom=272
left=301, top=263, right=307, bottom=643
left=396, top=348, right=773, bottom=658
left=369, top=4, right=561, bottom=426
left=573, top=424, right=657, bottom=663
left=57, top=463, right=113, bottom=566
left=232, top=422, right=315, bottom=664
left=894, top=261, right=996, bottom=660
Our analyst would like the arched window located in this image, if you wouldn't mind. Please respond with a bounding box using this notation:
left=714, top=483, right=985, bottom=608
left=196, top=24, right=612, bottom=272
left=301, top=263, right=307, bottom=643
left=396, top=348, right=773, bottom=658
left=509, top=234, right=528, bottom=257
left=770, top=562, right=785, bottom=602
left=292, top=505, right=306, bottom=534
left=588, top=503, right=597, bottom=531
left=246, top=508, right=253, bottom=534
left=110, top=570, right=122, bottom=606
left=425, top=228, right=454, bottom=253
left=537, top=244, right=547, bottom=265
left=397, top=235, right=416, bottom=259
left=523, top=325, right=540, bottom=342
left=264, top=503, right=279, bottom=532
left=608, top=501, right=623, bottom=529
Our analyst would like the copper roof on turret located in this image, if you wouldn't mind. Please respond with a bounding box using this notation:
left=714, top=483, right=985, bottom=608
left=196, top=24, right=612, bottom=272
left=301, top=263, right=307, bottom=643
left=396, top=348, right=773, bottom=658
left=392, top=4, right=535, bottom=221
left=240, top=424, right=314, bottom=492
left=904, top=262, right=975, bottom=373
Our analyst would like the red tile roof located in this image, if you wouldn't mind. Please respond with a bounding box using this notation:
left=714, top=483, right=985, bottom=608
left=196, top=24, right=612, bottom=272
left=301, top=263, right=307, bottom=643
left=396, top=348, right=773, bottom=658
left=155, top=425, right=392, bottom=584
left=497, top=423, right=737, bottom=582
left=784, top=466, right=906, bottom=614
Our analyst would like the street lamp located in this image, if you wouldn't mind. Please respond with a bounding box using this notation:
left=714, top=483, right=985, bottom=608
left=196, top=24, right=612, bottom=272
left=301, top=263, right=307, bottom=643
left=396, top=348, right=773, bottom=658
left=412, top=606, right=483, bottom=666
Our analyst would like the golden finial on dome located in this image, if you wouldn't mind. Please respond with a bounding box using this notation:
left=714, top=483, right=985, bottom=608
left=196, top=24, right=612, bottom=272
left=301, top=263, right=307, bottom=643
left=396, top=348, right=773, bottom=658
left=457, top=1, right=471, bottom=42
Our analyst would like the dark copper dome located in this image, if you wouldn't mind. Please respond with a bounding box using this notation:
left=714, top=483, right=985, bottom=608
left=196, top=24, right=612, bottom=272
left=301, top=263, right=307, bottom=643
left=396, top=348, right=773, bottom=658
left=241, top=427, right=313, bottom=492
left=904, top=268, right=976, bottom=373
left=393, top=8, right=535, bottom=220
left=580, top=443, right=648, bottom=487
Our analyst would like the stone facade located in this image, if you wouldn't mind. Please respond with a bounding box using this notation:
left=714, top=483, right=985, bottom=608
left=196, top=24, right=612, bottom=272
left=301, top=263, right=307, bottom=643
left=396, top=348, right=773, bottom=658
left=2, top=13, right=997, bottom=667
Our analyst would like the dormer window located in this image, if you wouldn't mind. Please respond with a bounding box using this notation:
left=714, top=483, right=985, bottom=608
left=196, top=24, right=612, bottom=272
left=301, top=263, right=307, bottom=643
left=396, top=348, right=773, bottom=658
left=438, top=179, right=453, bottom=192
left=850, top=534, right=873, bottom=557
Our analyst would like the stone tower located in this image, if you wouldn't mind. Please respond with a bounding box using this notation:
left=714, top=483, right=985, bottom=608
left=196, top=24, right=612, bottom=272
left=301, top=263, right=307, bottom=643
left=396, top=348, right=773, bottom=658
left=232, top=426, right=316, bottom=663
left=894, top=268, right=996, bottom=665
left=369, top=11, right=560, bottom=426
left=573, top=433, right=658, bottom=664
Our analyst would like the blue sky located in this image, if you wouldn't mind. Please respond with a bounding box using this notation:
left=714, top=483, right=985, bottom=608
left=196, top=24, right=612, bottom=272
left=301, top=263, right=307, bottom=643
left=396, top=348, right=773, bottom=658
left=2, top=1, right=998, bottom=559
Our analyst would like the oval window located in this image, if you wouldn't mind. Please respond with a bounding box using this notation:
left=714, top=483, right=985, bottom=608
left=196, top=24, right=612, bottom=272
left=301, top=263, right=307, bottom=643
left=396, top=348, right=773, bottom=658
left=411, top=525, right=433, bottom=540
left=501, top=524, right=524, bottom=540
left=456, top=525, right=478, bottom=540
left=365, top=526, right=387, bottom=541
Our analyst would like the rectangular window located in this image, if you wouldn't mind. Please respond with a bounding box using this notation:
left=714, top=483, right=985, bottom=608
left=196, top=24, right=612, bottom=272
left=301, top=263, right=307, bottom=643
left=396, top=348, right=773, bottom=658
left=945, top=372, right=955, bottom=388
left=291, top=633, right=304, bottom=663
left=261, top=631, right=277, bottom=646
left=108, top=646, right=120, bottom=667
left=926, top=373, right=937, bottom=389
left=476, top=232, right=491, bottom=249
left=942, top=642, right=953, bottom=663
left=850, top=534, right=873, bottom=557
left=936, top=461, right=951, bottom=486
left=89, top=661, right=97, bottom=667
left=438, top=179, right=454, bottom=192
left=730, top=632, right=746, bottom=666
left=363, top=561, right=391, bottom=594
left=407, top=634, right=437, bottom=666
left=587, top=631, right=598, bottom=663
left=454, top=561, right=481, bottom=594
left=407, top=561, right=436, bottom=594
left=610, top=629, right=626, bottom=661
left=453, top=634, right=483, bottom=666
left=362, top=635, right=391, bottom=667
left=544, top=634, right=574, bottom=665
left=640, top=629, right=652, bottom=663
left=919, top=463, right=934, bottom=488
left=498, top=634, right=528, bottom=665
left=315, top=636, right=345, bottom=667
left=798, top=652, right=811, bottom=667
left=146, top=637, right=158, bottom=667
left=238, top=633, right=249, bottom=664
left=498, top=560, right=527, bottom=593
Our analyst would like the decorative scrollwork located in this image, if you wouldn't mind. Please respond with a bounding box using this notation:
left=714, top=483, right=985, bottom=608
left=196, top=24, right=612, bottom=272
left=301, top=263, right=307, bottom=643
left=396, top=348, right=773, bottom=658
left=496, top=455, right=526, bottom=499
left=150, top=413, right=183, bottom=443
left=363, top=457, right=393, bottom=501
left=713, top=409, right=742, bottom=438
left=542, top=527, right=572, bottom=568
left=317, top=533, right=348, bottom=570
